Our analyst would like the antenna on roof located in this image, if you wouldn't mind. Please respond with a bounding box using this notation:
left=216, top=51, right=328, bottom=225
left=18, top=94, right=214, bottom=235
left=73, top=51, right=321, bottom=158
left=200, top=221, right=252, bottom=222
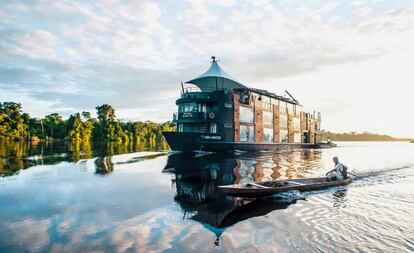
left=180, top=81, right=185, bottom=94
left=285, top=90, right=299, bottom=103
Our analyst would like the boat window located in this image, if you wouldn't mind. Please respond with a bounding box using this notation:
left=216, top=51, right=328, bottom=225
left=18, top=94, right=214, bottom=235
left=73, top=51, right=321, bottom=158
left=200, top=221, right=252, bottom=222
left=279, top=114, right=288, bottom=129
left=263, top=127, right=274, bottom=142
left=287, top=103, right=294, bottom=114
left=262, top=96, right=271, bottom=111
left=295, top=105, right=302, bottom=117
left=240, top=125, right=254, bottom=142
left=293, top=117, right=301, bottom=131
left=210, top=123, right=217, bottom=133
left=263, top=111, right=273, bottom=126
left=279, top=129, right=289, bottom=143
left=294, top=132, right=301, bottom=143
left=239, top=106, right=254, bottom=123
left=279, top=101, right=287, bottom=113
left=178, top=124, right=183, bottom=132
left=179, top=102, right=206, bottom=113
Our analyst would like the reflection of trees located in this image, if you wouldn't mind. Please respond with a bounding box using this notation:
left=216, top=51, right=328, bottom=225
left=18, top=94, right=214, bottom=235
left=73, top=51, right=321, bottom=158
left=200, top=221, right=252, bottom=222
left=0, top=142, right=27, bottom=176
left=0, top=140, right=166, bottom=177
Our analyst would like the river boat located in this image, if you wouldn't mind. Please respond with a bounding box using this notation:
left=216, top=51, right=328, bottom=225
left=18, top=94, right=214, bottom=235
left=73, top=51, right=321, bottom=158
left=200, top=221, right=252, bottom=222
left=219, top=177, right=352, bottom=198
left=163, top=56, right=329, bottom=152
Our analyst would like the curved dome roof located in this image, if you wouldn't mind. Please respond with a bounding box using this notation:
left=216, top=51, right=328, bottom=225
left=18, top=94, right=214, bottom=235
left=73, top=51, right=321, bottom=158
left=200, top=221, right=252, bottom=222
left=186, top=57, right=247, bottom=91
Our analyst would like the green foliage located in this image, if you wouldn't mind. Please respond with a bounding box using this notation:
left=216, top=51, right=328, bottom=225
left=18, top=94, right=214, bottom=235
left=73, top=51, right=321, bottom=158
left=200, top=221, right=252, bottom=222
left=95, top=104, right=115, bottom=123
left=0, top=102, right=26, bottom=141
left=320, top=130, right=412, bottom=141
left=0, top=101, right=176, bottom=147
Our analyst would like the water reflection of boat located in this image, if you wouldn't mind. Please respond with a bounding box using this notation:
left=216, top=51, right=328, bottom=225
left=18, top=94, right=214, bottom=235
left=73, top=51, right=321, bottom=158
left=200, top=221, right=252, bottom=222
left=219, top=177, right=352, bottom=198
left=163, top=152, right=305, bottom=245
left=218, top=198, right=298, bottom=228
left=163, top=152, right=237, bottom=204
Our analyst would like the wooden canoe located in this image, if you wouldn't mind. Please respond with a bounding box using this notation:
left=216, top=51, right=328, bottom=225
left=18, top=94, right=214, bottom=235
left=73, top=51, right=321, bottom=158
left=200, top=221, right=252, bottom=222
left=219, top=177, right=352, bottom=198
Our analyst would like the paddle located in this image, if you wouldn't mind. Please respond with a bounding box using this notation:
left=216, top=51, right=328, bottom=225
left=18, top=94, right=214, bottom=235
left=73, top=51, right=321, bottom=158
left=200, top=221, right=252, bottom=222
left=347, top=171, right=359, bottom=178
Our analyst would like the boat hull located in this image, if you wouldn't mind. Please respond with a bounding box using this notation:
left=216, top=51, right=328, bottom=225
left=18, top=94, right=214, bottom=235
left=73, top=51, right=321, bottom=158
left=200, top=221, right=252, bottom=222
left=219, top=177, right=352, bottom=198
left=162, top=132, right=333, bottom=152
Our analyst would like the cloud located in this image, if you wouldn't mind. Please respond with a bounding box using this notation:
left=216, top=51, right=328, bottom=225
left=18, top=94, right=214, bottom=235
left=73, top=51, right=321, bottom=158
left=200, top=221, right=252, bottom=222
left=0, top=0, right=413, bottom=136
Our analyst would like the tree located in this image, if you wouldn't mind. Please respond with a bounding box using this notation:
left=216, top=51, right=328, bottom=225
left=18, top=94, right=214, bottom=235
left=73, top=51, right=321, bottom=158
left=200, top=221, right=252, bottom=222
left=0, top=102, right=25, bottom=140
left=0, top=101, right=177, bottom=146
left=67, top=113, right=83, bottom=141
left=82, top=111, right=91, bottom=121
left=44, top=113, right=64, bottom=139
left=96, top=104, right=115, bottom=123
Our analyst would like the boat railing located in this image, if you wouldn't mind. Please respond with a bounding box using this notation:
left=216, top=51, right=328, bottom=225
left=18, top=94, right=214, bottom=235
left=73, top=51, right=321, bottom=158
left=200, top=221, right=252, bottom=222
left=181, top=87, right=201, bottom=95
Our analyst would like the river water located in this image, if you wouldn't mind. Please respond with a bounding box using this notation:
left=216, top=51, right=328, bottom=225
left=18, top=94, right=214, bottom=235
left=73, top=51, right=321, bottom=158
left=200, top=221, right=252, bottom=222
left=0, top=141, right=413, bottom=252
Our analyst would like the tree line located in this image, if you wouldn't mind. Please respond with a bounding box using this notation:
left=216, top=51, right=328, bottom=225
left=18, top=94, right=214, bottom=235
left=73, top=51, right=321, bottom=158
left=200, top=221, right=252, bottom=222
left=320, top=130, right=412, bottom=142
left=0, top=102, right=175, bottom=145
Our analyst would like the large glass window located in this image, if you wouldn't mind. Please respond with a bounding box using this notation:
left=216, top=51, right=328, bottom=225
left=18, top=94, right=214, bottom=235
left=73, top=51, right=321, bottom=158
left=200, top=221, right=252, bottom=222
left=293, top=117, right=301, bottom=131
left=263, top=127, right=274, bottom=142
left=294, top=132, right=301, bottom=143
left=287, top=103, right=294, bottom=115
left=279, top=130, right=289, bottom=143
left=179, top=103, right=206, bottom=113
left=178, top=124, right=183, bottom=132
left=239, top=106, right=254, bottom=123
left=240, top=125, right=255, bottom=142
left=279, top=114, right=288, bottom=129
left=295, top=105, right=302, bottom=117
left=263, top=111, right=273, bottom=126
left=210, top=123, right=217, bottom=133
left=279, top=101, right=286, bottom=113
left=262, top=96, right=271, bottom=111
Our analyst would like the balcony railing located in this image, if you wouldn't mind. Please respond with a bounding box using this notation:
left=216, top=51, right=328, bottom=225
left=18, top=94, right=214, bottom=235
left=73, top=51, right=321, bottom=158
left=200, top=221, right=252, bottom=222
left=181, top=87, right=201, bottom=95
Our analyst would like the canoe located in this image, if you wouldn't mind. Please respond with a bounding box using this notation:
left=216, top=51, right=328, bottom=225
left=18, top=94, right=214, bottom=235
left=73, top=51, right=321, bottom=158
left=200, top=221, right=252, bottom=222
left=219, top=177, right=352, bottom=198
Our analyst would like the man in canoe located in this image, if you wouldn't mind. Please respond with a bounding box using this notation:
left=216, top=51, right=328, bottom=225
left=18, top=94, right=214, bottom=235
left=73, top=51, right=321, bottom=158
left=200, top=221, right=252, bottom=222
left=326, top=156, right=348, bottom=180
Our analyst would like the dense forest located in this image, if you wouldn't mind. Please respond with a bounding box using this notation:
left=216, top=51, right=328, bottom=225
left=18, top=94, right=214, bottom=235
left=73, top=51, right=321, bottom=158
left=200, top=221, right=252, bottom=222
left=1, top=102, right=411, bottom=145
left=0, top=102, right=175, bottom=145
left=320, top=130, right=412, bottom=142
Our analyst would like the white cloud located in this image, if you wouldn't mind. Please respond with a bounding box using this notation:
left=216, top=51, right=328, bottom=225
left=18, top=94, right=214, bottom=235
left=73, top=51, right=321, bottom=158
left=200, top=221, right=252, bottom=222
left=1, top=0, right=414, bottom=136
left=14, top=30, right=59, bottom=59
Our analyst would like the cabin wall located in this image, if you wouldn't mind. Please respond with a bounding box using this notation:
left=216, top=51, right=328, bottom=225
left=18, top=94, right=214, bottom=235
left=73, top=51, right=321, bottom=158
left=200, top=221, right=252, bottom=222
left=231, top=90, right=323, bottom=144
left=288, top=114, right=294, bottom=143
left=254, top=99, right=263, bottom=142
left=315, top=133, right=322, bottom=143
left=309, top=120, right=315, bottom=144
left=300, top=112, right=306, bottom=143
left=233, top=94, right=240, bottom=142
left=273, top=104, right=280, bottom=143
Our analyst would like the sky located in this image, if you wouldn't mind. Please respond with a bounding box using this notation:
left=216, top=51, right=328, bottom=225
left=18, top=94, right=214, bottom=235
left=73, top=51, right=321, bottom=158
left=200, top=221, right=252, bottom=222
left=0, top=0, right=413, bottom=137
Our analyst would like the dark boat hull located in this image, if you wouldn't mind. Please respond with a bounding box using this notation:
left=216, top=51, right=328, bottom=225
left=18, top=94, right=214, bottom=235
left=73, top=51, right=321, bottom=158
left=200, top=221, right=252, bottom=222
left=163, top=132, right=332, bottom=152
left=219, top=177, right=352, bottom=198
